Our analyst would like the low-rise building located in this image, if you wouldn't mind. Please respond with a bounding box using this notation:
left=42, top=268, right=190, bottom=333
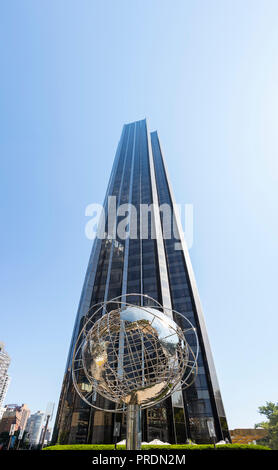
left=0, top=403, right=30, bottom=434
left=230, top=428, right=268, bottom=444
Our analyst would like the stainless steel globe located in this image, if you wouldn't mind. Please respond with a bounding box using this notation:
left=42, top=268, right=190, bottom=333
left=72, top=294, right=198, bottom=450
left=81, top=305, right=189, bottom=407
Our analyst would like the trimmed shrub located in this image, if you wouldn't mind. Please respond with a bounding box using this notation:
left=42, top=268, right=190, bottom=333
left=43, top=443, right=271, bottom=451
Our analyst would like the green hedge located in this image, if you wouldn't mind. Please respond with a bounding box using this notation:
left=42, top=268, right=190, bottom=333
left=43, top=444, right=271, bottom=451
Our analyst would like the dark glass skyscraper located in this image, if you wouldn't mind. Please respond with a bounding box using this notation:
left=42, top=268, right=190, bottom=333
left=53, top=119, right=229, bottom=444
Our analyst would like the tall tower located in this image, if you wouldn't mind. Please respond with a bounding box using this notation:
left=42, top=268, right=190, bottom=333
left=53, top=119, right=229, bottom=444
left=0, top=342, right=11, bottom=409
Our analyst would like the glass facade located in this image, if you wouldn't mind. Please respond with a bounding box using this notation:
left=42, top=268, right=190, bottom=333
left=52, top=119, right=230, bottom=444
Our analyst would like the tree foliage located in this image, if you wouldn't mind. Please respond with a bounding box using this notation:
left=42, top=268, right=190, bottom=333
left=255, top=401, right=278, bottom=450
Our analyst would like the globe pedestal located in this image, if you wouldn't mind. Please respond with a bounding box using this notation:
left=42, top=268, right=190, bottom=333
left=126, top=404, right=141, bottom=450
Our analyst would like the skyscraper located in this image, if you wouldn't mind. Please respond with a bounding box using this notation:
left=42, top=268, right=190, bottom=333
left=26, top=411, right=45, bottom=447
left=53, top=119, right=229, bottom=445
left=0, top=342, right=11, bottom=409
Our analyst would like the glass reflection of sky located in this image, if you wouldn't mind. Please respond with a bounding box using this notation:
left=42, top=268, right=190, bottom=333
left=120, top=306, right=180, bottom=347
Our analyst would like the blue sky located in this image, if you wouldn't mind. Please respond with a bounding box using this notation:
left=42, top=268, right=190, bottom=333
left=1, top=0, right=278, bottom=430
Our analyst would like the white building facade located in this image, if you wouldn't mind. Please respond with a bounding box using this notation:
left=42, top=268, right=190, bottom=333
left=0, top=342, right=11, bottom=409
left=26, top=411, right=45, bottom=446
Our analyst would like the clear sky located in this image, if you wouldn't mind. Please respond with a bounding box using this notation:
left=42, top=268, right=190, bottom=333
left=1, top=0, right=277, bottom=430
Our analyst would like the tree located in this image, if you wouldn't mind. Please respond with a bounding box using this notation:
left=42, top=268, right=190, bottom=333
left=255, top=401, right=278, bottom=450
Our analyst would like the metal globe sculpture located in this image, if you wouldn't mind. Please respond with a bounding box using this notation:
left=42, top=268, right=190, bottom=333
left=82, top=306, right=189, bottom=407
left=72, top=294, right=198, bottom=449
